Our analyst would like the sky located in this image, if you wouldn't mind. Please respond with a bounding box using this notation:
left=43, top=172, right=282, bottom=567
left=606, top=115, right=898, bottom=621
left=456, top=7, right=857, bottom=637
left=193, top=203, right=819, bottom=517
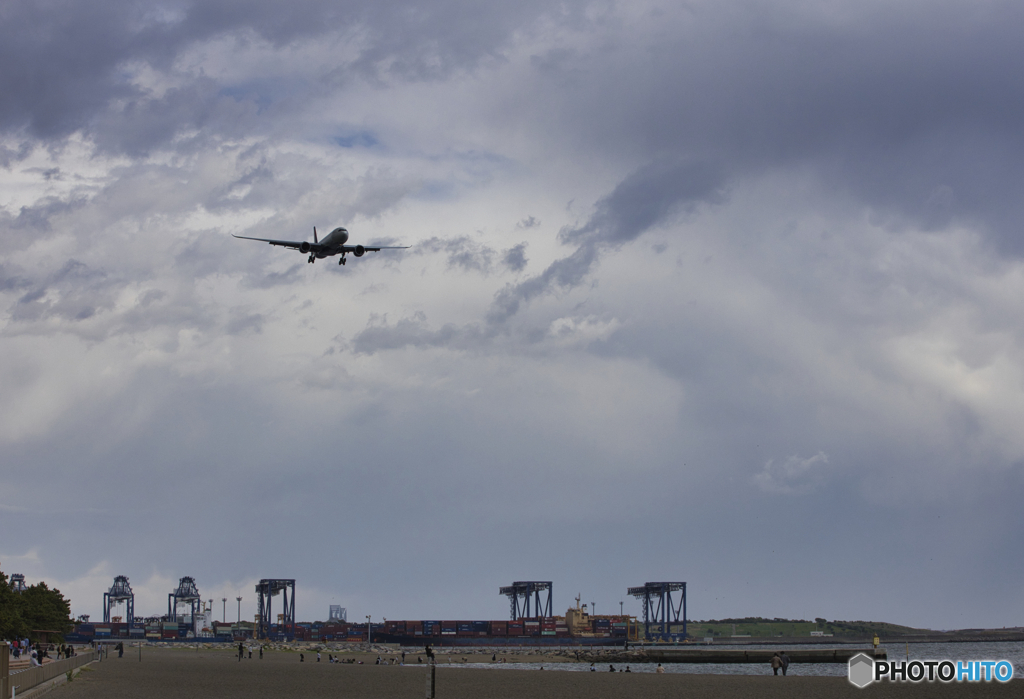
left=2, top=0, right=1023, bottom=631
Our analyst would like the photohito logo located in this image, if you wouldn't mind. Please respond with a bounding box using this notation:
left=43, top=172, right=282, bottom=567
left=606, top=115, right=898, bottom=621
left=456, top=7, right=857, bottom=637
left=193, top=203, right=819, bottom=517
left=848, top=653, right=1014, bottom=688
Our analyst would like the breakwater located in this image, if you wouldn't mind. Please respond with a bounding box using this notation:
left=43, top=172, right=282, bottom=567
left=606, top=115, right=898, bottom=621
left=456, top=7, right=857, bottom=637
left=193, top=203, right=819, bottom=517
left=580, top=647, right=886, bottom=664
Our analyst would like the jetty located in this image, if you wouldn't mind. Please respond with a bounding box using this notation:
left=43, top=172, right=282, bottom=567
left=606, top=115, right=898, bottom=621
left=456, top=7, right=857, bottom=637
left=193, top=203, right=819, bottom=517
left=582, top=647, right=886, bottom=664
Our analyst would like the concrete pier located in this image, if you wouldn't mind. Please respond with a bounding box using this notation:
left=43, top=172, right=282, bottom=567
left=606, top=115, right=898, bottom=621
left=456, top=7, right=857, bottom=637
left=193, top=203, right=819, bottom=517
left=644, top=648, right=886, bottom=664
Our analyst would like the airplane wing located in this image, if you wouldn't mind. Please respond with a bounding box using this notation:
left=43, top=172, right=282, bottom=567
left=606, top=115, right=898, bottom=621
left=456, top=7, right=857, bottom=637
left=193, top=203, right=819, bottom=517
left=232, top=234, right=307, bottom=249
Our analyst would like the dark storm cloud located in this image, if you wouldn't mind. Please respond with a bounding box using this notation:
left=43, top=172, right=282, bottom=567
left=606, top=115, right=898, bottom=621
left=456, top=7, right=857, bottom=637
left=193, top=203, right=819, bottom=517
left=488, top=159, right=725, bottom=323
left=0, top=0, right=570, bottom=152
left=534, top=1, right=1024, bottom=252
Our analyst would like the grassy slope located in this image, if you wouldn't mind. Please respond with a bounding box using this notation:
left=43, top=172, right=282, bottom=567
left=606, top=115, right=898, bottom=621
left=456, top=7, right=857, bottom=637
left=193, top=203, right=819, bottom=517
left=677, top=618, right=928, bottom=638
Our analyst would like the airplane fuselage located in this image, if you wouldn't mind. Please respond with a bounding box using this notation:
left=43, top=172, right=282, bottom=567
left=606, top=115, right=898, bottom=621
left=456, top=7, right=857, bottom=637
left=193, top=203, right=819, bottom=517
left=232, top=226, right=408, bottom=265
left=318, top=227, right=349, bottom=250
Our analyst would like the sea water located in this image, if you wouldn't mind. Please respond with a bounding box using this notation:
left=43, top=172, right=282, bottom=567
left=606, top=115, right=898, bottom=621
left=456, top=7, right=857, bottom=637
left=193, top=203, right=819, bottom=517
left=440, top=641, right=1024, bottom=677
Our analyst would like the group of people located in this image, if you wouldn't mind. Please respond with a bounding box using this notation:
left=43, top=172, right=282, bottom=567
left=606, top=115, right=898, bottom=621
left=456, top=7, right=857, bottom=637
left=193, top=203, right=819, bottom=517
left=5, top=638, right=30, bottom=659
left=4, top=639, right=78, bottom=666
left=771, top=651, right=791, bottom=675
left=236, top=643, right=264, bottom=660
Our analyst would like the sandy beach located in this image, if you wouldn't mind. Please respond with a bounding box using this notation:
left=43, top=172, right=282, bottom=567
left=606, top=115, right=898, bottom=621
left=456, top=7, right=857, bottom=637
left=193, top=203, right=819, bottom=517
left=40, top=646, right=1019, bottom=698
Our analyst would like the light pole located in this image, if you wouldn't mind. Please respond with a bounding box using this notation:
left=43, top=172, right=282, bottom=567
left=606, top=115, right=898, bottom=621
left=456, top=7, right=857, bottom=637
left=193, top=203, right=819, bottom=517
left=591, top=602, right=596, bottom=618
left=366, top=615, right=371, bottom=643
left=620, top=601, right=623, bottom=617
left=222, top=598, right=227, bottom=623
left=237, top=597, right=242, bottom=624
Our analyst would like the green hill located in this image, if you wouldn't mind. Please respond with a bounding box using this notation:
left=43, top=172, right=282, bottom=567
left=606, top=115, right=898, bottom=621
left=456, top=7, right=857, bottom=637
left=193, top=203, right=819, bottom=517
left=681, top=617, right=928, bottom=638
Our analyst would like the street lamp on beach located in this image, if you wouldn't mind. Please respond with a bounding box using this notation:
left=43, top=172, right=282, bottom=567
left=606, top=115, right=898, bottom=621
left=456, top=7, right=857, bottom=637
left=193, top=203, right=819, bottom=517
left=237, top=597, right=242, bottom=624
left=366, top=615, right=371, bottom=643
left=222, top=598, right=227, bottom=623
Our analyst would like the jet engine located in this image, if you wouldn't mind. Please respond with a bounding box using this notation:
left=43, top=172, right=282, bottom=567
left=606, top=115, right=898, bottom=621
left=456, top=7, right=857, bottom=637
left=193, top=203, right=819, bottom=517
left=354, top=245, right=365, bottom=257
left=299, top=242, right=311, bottom=254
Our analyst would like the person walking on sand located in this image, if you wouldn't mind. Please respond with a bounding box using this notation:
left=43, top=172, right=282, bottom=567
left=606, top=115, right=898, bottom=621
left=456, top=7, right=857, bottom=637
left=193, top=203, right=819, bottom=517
left=259, top=646, right=263, bottom=660
left=238, top=643, right=244, bottom=662
left=771, top=652, right=782, bottom=675
left=781, top=651, right=790, bottom=676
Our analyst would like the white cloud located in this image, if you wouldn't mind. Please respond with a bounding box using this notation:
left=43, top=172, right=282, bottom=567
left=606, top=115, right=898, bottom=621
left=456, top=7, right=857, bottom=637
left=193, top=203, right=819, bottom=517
left=754, top=452, right=830, bottom=495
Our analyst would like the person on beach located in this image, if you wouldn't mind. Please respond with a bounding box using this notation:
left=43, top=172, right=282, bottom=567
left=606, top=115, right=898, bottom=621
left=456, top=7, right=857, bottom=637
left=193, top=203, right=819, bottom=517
left=625, top=666, right=631, bottom=672
left=780, top=651, right=790, bottom=676
left=771, top=652, right=782, bottom=675
left=248, top=647, right=252, bottom=659
left=318, top=652, right=322, bottom=662
left=590, top=663, right=596, bottom=672
left=117, top=642, right=123, bottom=658
left=259, top=646, right=263, bottom=660
left=656, top=663, right=665, bottom=674
left=609, top=664, right=615, bottom=672
left=300, top=653, right=304, bottom=662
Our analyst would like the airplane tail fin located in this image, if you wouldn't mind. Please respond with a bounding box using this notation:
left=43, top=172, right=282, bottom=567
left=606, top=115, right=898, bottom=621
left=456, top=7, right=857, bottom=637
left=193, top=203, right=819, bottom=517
left=313, top=227, right=318, bottom=244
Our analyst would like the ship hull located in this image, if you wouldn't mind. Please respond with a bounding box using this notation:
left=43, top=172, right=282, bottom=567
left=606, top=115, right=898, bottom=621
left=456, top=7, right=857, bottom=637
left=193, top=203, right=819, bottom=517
left=375, top=633, right=628, bottom=647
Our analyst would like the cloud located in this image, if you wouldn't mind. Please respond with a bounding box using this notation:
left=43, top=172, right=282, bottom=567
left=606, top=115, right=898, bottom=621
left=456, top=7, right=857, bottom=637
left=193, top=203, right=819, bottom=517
left=4, top=0, right=1024, bottom=631
left=754, top=452, right=830, bottom=495
left=351, top=311, right=485, bottom=355
left=501, top=242, right=528, bottom=272
left=414, top=236, right=495, bottom=273
left=488, top=158, right=725, bottom=323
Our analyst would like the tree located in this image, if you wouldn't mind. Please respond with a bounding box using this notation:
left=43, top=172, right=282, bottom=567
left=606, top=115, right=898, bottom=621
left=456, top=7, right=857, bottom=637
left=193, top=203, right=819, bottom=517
left=0, top=570, right=28, bottom=641
left=0, top=569, right=73, bottom=643
left=20, top=582, right=73, bottom=641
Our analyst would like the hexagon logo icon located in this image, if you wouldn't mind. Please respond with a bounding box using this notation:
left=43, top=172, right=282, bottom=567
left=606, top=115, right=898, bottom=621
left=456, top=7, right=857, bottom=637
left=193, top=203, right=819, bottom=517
left=848, top=653, right=874, bottom=688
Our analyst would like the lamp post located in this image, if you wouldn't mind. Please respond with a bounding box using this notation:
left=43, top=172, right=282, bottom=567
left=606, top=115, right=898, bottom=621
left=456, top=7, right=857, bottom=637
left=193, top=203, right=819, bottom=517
left=591, top=602, right=596, bottom=618
left=237, top=597, right=242, bottom=624
left=366, top=615, right=371, bottom=643
left=222, top=598, right=227, bottom=623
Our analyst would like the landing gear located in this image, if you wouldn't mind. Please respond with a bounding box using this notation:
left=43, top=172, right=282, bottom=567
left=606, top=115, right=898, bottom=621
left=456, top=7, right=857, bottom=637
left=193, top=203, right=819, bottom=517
left=308, top=254, right=315, bottom=264
left=339, top=256, right=346, bottom=265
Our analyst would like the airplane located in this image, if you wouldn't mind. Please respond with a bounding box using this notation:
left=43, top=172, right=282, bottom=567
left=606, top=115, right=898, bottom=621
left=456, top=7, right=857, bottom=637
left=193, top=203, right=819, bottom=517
left=233, top=227, right=409, bottom=265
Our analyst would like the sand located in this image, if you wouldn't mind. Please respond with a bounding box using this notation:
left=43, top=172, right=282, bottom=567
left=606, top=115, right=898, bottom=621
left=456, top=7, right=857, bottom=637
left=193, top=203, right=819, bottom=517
left=47, top=647, right=1020, bottom=698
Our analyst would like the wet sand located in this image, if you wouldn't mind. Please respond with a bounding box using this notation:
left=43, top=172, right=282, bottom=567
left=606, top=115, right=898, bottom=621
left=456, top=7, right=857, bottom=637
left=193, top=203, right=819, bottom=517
left=50, top=647, right=1020, bottom=698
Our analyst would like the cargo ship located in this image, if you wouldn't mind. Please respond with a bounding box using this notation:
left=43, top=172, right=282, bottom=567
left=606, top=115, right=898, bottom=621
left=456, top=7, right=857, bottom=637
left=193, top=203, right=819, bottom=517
left=65, top=599, right=640, bottom=646
left=371, top=598, right=636, bottom=647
